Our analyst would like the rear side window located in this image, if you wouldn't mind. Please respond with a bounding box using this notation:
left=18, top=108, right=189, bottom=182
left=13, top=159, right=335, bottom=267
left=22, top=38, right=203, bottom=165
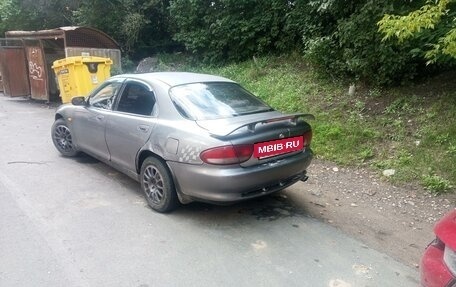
left=116, top=82, right=156, bottom=116
left=170, top=82, right=272, bottom=120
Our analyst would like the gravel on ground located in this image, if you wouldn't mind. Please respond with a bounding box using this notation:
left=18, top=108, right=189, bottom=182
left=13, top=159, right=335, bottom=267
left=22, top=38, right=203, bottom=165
left=285, top=159, right=456, bottom=269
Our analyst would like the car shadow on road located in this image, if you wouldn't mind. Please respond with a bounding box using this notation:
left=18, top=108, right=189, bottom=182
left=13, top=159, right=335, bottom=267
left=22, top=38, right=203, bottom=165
left=74, top=153, right=100, bottom=164
left=173, top=192, right=312, bottom=223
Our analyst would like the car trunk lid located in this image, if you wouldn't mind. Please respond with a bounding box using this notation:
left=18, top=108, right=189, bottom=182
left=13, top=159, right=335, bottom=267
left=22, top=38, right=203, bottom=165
left=196, top=111, right=313, bottom=167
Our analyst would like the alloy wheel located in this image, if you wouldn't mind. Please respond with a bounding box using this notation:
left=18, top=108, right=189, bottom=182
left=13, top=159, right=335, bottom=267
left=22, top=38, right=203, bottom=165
left=54, top=125, right=74, bottom=153
left=143, top=165, right=165, bottom=204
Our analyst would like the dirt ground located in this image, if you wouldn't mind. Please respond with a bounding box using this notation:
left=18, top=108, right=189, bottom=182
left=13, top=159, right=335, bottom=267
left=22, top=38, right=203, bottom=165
left=284, top=159, right=456, bottom=269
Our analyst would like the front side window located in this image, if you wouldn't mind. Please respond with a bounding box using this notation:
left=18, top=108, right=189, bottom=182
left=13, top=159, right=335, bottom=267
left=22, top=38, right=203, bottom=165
left=170, top=82, right=272, bottom=120
left=89, top=80, right=123, bottom=110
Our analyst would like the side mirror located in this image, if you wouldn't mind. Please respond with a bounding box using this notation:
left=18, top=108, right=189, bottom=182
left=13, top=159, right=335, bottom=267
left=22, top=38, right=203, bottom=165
left=71, top=96, right=87, bottom=106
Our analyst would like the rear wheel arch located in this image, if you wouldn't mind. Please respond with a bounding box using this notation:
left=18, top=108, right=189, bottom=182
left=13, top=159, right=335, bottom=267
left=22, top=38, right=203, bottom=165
left=137, top=150, right=177, bottom=183
left=138, top=150, right=164, bottom=174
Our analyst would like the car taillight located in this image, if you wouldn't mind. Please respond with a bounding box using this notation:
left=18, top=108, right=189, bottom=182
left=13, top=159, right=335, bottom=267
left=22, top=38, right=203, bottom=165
left=444, top=245, right=456, bottom=276
left=303, top=130, right=312, bottom=147
left=200, top=145, right=253, bottom=165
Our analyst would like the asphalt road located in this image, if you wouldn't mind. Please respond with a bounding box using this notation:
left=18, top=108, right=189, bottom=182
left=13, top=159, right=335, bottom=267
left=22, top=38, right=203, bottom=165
left=0, top=95, right=419, bottom=287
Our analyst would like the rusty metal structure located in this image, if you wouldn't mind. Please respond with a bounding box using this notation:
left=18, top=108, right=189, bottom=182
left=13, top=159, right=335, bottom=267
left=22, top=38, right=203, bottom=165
left=0, top=26, right=121, bottom=101
left=0, top=39, right=30, bottom=97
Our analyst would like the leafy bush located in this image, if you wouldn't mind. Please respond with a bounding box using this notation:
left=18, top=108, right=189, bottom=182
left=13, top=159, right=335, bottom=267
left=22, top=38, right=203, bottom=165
left=169, top=0, right=296, bottom=63
left=304, top=36, right=346, bottom=78
left=302, top=0, right=425, bottom=85
left=378, top=0, right=456, bottom=64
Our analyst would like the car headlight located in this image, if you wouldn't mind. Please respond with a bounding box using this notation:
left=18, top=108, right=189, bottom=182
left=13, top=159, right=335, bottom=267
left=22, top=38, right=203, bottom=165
left=444, top=245, right=456, bottom=276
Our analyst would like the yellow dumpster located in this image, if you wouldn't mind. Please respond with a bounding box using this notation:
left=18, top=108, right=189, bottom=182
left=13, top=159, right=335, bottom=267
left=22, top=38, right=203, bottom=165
left=52, top=56, right=112, bottom=103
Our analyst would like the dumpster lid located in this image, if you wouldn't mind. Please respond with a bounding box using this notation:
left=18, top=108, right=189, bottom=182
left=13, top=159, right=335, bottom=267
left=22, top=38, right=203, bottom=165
left=52, top=56, right=113, bottom=68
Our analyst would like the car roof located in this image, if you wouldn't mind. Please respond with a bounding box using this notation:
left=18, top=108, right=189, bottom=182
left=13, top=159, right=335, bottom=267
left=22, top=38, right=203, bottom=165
left=112, top=72, right=235, bottom=87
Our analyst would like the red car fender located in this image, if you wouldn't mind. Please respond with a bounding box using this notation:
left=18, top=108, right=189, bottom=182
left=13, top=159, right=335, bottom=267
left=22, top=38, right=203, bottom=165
left=435, top=210, right=456, bottom=250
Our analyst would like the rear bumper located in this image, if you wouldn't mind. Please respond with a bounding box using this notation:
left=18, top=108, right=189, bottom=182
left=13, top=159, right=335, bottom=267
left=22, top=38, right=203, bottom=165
left=168, top=149, right=312, bottom=203
left=420, top=243, right=456, bottom=287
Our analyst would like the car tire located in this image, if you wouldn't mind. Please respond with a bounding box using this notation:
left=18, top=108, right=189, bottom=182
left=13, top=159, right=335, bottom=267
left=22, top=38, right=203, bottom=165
left=140, top=156, right=179, bottom=213
left=51, top=118, right=79, bottom=157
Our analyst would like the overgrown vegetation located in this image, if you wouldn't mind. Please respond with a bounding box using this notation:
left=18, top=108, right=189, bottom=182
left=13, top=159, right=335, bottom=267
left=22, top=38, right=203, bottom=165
left=1, top=0, right=455, bottom=84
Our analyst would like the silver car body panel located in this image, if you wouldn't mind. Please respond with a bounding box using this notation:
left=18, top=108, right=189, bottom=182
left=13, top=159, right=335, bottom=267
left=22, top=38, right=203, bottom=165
left=106, top=112, right=155, bottom=171
left=168, top=149, right=312, bottom=203
left=72, top=106, right=110, bottom=160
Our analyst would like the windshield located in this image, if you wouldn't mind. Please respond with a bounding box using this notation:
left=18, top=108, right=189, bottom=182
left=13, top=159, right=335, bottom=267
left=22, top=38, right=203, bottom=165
left=170, top=82, right=272, bottom=120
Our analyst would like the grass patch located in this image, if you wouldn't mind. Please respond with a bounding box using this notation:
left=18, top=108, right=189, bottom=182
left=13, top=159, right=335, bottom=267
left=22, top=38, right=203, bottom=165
left=155, top=53, right=456, bottom=194
left=422, top=175, right=453, bottom=195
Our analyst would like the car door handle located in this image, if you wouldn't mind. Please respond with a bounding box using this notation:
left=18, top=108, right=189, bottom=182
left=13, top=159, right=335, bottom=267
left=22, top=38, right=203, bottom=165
left=96, top=115, right=104, bottom=121
left=138, top=125, right=150, bottom=133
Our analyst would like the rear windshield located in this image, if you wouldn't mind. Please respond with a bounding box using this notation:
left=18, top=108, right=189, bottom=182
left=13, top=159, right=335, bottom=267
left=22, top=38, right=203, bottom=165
left=170, top=82, right=272, bottom=120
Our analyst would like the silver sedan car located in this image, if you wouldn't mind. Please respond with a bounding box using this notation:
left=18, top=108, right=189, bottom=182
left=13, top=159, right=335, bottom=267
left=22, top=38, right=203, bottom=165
left=51, top=72, right=313, bottom=212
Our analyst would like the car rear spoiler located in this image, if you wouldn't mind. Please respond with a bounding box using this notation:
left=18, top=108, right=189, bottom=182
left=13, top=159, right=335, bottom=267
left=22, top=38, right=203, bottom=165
left=210, top=113, right=315, bottom=138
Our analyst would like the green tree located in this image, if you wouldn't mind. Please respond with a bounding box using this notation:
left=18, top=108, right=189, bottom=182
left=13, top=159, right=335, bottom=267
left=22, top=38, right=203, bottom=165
left=378, top=0, right=456, bottom=64
left=72, top=0, right=128, bottom=49
left=0, top=0, right=76, bottom=34
left=73, top=0, right=175, bottom=58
